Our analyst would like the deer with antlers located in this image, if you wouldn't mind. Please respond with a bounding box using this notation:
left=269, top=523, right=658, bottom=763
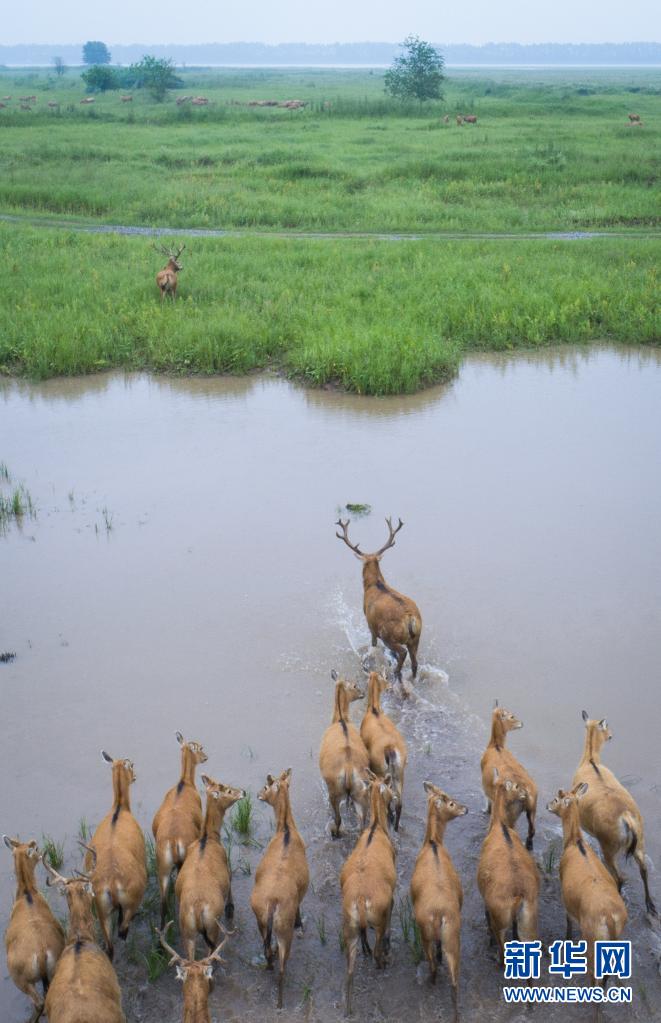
left=336, top=517, right=422, bottom=684
left=156, top=244, right=185, bottom=302
left=159, top=924, right=231, bottom=1023
left=43, top=853, right=126, bottom=1023
left=3, top=836, right=65, bottom=1022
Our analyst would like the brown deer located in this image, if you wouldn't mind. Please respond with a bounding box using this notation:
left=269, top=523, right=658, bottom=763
left=341, top=772, right=397, bottom=1016
left=175, top=775, right=245, bottom=959
left=573, top=711, right=656, bottom=914
left=3, top=837, right=65, bottom=1022
left=480, top=700, right=537, bottom=849
left=360, top=670, right=407, bottom=830
left=410, top=784, right=467, bottom=1022
left=152, top=731, right=208, bottom=927
left=120, top=95, right=133, bottom=102
left=158, top=924, right=231, bottom=1023
left=628, top=113, right=641, bottom=122
left=250, top=768, right=309, bottom=1009
left=548, top=783, right=628, bottom=985
left=43, top=857, right=126, bottom=1023
left=84, top=751, right=147, bottom=959
left=477, top=769, right=539, bottom=965
left=463, top=115, right=478, bottom=124
left=319, top=670, right=370, bottom=837
left=156, top=244, right=185, bottom=302
left=336, top=517, right=422, bottom=683
left=191, top=97, right=209, bottom=106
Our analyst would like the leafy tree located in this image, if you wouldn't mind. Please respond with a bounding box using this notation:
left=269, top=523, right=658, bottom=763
left=82, top=41, right=111, bottom=66
left=81, top=65, right=119, bottom=92
left=384, top=36, right=445, bottom=101
left=52, top=56, right=66, bottom=77
left=127, top=56, right=182, bottom=101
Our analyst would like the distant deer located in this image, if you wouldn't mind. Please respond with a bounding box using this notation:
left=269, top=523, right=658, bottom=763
left=175, top=775, right=245, bottom=959
left=336, top=517, right=422, bottom=683
left=480, top=700, right=538, bottom=849
left=360, top=670, right=407, bottom=830
left=156, top=244, right=185, bottom=302
left=84, top=751, right=147, bottom=959
left=3, top=837, right=65, bottom=1022
left=628, top=113, right=641, bottom=122
left=456, top=115, right=463, bottom=125
left=159, top=924, right=231, bottom=1023
left=47, top=101, right=60, bottom=109
left=120, top=95, right=133, bottom=103
left=463, top=115, right=477, bottom=124
left=43, top=857, right=126, bottom=1023
left=573, top=711, right=656, bottom=914
left=80, top=97, right=95, bottom=104
left=341, top=772, right=397, bottom=1016
left=548, top=783, right=627, bottom=987
left=319, top=670, right=370, bottom=837
left=410, top=783, right=468, bottom=1022
left=251, top=768, right=309, bottom=1009
left=191, top=97, right=209, bottom=106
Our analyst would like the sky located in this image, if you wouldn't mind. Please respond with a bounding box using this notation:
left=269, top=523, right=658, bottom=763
left=7, top=0, right=660, bottom=45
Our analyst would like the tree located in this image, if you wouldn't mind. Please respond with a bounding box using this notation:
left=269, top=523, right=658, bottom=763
left=384, top=36, right=445, bottom=102
left=81, top=65, right=119, bottom=92
left=82, top=41, right=111, bottom=66
left=52, top=56, right=66, bottom=77
left=127, top=56, right=182, bottom=101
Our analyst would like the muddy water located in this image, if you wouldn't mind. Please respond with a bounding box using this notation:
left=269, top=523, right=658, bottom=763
left=1, top=345, right=661, bottom=1022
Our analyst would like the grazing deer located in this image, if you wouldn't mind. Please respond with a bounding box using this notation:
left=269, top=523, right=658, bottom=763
left=477, top=769, right=539, bottom=966
left=463, top=115, right=477, bottom=124
left=152, top=731, right=208, bottom=928
left=443, top=114, right=450, bottom=123
left=175, top=775, right=245, bottom=960
left=480, top=700, right=537, bottom=850
left=159, top=924, right=231, bottom=1023
left=47, top=101, right=60, bottom=109
left=84, top=751, right=147, bottom=959
left=410, top=784, right=467, bottom=1022
left=251, top=768, right=309, bottom=1009
left=341, top=772, right=397, bottom=1016
left=360, top=670, right=407, bottom=830
left=80, top=97, right=95, bottom=104
left=191, top=96, right=209, bottom=105
left=573, top=711, right=656, bottom=914
left=336, top=517, right=422, bottom=683
left=3, top=837, right=65, bottom=1022
left=176, top=95, right=192, bottom=105
left=456, top=114, right=463, bottom=125
left=120, top=95, right=133, bottom=102
left=628, top=113, right=641, bottom=122
left=43, top=858, right=126, bottom=1023
left=156, top=244, right=185, bottom=302
left=20, top=104, right=32, bottom=111
left=319, top=670, right=370, bottom=837
left=548, top=783, right=627, bottom=985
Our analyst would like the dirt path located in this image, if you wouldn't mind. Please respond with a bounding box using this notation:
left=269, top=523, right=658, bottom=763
left=1, top=212, right=660, bottom=241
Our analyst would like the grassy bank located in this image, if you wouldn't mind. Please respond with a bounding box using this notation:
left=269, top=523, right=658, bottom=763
left=0, top=225, right=657, bottom=394
left=0, top=68, right=659, bottom=233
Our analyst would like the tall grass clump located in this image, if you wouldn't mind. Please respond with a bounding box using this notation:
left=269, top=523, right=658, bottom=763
left=231, top=792, right=254, bottom=839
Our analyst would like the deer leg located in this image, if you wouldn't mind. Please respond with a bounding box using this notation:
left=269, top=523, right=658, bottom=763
left=345, top=930, right=358, bottom=1017
left=565, top=914, right=573, bottom=940
left=370, top=628, right=378, bottom=648
left=15, top=980, right=43, bottom=1022
left=634, top=849, right=657, bottom=915
left=407, top=635, right=420, bottom=678
left=226, top=885, right=235, bottom=921
left=525, top=806, right=536, bottom=851
left=330, top=793, right=342, bottom=838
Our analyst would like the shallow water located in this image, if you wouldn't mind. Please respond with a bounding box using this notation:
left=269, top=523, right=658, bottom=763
left=1, top=345, right=660, bottom=1021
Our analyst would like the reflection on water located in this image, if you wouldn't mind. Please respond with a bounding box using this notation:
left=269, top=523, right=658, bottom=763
left=1, top=344, right=660, bottom=1021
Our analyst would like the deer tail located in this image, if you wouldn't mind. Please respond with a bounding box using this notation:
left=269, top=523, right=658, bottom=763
left=622, top=813, right=638, bottom=860
left=408, top=615, right=420, bottom=639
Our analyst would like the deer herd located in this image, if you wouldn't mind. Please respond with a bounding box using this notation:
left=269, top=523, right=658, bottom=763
left=3, top=518, right=657, bottom=1022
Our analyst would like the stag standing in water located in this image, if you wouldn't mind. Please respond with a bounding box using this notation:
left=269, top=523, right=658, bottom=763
left=155, top=244, right=185, bottom=302
left=336, top=517, right=422, bottom=682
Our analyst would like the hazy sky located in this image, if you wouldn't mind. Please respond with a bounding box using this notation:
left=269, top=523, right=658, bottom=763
left=8, top=0, right=660, bottom=45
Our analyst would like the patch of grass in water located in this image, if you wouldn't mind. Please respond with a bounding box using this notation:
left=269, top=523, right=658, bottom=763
left=41, top=834, right=65, bottom=870
left=231, top=791, right=254, bottom=839
left=0, top=651, right=17, bottom=664
left=345, top=503, right=371, bottom=517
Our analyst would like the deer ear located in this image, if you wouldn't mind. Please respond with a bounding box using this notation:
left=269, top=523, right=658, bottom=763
left=493, top=698, right=499, bottom=709
left=599, top=719, right=608, bottom=730
left=330, top=669, right=338, bottom=681
left=383, top=773, right=392, bottom=786
left=175, top=731, right=184, bottom=745
left=200, top=774, right=211, bottom=788
left=492, top=767, right=499, bottom=784
left=423, top=781, right=434, bottom=794
left=581, top=710, right=589, bottom=723
left=3, top=835, right=16, bottom=850
left=575, top=782, right=588, bottom=798
left=204, top=964, right=214, bottom=979
left=266, top=774, right=275, bottom=786
left=101, top=750, right=113, bottom=765
left=505, top=779, right=513, bottom=791
left=282, top=767, right=292, bottom=780
left=175, top=965, right=187, bottom=982
left=84, top=882, right=94, bottom=895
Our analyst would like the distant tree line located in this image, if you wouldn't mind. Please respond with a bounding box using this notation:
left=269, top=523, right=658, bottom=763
left=1, top=41, right=660, bottom=67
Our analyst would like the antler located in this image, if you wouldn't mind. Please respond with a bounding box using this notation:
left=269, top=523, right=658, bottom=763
left=78, top=840, right=97, bottom=870
left=203, top=921, right=233, bottom=964
left=174, top=244, right=186, bottom=259
left=374, top=516, right=403, bottom=556
left=158, top=923, right=183, bottom=965
left=43, top=856, right=69, bottom=887
left=335, top=519, right=366, bottom=558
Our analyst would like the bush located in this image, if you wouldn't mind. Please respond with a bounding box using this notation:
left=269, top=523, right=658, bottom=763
left=81, top=65, right=119, bottom=93
left=384, top=36, right=445, bottom=102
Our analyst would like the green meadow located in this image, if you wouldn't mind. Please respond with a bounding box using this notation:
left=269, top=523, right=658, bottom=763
left=0, top=67, right=659, bottom=392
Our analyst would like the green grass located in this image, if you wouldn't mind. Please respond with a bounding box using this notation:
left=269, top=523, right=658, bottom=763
left=41, top=834, right=65, bottom=870
left=0, top=223, right=657, bottom=395
left=0, top=483, right=35, bottom=527
left=397, top=895, right=423, bottom=964
left=231, top=792, right=254, bottom=838
left=0, top=67, right=658, bottom=234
